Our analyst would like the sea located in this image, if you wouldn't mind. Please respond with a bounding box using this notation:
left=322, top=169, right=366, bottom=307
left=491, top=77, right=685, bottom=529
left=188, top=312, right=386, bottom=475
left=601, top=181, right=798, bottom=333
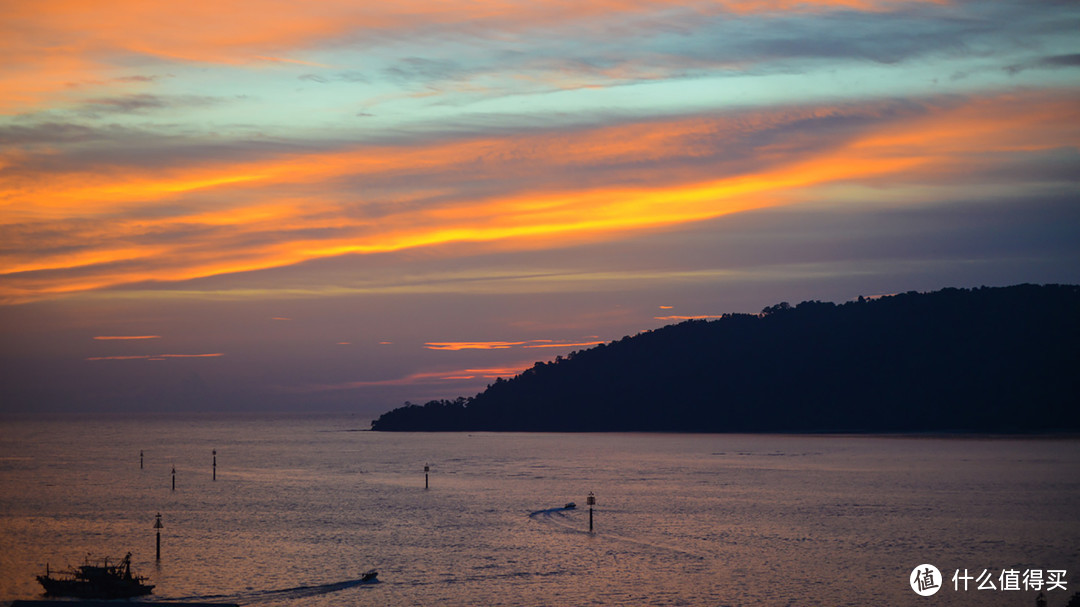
left=0, top=415, right=1077, bottom=607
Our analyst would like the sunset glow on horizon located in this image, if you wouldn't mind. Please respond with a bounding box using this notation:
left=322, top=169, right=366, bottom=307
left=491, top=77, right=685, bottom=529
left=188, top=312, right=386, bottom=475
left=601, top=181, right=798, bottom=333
left=2, top=0, right=1077, bottom=414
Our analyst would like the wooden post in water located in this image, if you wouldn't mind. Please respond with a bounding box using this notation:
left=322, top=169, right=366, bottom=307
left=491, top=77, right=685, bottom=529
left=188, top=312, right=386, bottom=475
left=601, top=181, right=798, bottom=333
left=424, top=463, right=430, bottom=490
left=212, top=449, right=217, bottom=481
left=140, top=450, right=143, bottom=469
left=171, top=466, right=176, bottom=491
left=587, top=492, right=596, bottom=533
left=154, top=513, right=163, bottom=561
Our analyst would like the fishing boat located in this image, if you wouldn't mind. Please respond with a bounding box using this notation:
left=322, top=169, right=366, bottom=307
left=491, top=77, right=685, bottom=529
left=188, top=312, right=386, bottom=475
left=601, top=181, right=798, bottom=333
left=361, top=569, right=378, bottom=583
left=37, top=552, right=154, bottom=598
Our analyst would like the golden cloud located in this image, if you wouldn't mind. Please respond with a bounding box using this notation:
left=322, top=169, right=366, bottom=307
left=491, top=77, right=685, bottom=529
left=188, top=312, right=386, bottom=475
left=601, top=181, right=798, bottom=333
left=3, top=91, right=1077, bottom=303
left=424, top=341, right=528, bottom=350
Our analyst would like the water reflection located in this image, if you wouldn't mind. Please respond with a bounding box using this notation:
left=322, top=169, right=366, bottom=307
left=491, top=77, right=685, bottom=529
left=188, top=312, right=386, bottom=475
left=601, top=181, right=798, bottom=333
left=0, top=417, right=1077, bottom=606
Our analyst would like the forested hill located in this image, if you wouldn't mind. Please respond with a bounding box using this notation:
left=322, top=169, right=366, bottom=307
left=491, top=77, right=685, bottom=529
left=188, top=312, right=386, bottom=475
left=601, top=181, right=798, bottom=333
left=370, top=284, right=1080, bottom=433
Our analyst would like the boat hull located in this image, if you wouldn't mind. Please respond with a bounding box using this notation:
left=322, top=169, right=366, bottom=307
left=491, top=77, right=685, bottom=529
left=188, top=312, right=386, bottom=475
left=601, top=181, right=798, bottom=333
left=37, top=553, right=155, bottom=600
left=37, top=574, right=155, bottom=598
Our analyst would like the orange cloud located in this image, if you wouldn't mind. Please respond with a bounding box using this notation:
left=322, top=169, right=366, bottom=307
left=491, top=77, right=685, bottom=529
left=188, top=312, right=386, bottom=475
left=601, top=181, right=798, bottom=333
left=86, top=352, right=224, bottom=361
left=424, top=341, right=528, bottom=350
left=2, top=90, right=1077, bottom=303
left=93, top=335, right=161, bottom=340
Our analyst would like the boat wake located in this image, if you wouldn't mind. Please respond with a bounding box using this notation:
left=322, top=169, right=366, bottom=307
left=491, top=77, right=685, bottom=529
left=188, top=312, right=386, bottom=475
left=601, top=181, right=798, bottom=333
left=161, top=575, right=378, bottom=605
left=529, top=506, right=705, bottom=560
left=528, top=506, right=580, bottom=533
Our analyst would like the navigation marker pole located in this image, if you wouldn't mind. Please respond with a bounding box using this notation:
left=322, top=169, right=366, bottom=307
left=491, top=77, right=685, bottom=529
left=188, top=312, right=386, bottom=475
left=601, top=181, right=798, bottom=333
left=587, top=492, right=596, bottom=533
left=140, top=450, right=143, bottom=470
left=154, top=513, right=163, bottom=561
left=171, top=466, right=176, bottom=491
left=212, top=449, right=217, bottom=481
left=424, top=464, right=430, bottom=490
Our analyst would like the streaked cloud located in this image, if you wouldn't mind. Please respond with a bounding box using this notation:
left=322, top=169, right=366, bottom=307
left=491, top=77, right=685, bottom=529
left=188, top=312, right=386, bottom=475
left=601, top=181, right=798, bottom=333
left=654, top=315, right=728, bottom=321
left=288, top=363, right=534, bottom=392
left=425, top=341, right=528, bottom=351
left=425, top=339, right=607, bottom=351
left=523, top=340, right=606, bottom=349
left=2, top=0, right=955, bottom=113
left=93, top=335, right=161, bottom=340
left=4, top=90, right=1076, bottom=304
left=86, top=352, right=224, bottom=361
left=1006, top=53, right=1080, bottom=75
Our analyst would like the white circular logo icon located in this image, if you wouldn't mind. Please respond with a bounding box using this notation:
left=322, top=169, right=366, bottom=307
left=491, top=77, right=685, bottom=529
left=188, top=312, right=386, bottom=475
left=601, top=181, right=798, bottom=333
left=910, top=564, right=942, bottom=596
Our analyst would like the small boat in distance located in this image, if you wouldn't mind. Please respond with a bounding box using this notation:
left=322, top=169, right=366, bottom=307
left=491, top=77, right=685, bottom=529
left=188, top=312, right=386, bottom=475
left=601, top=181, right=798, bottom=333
left=361, top=569, right=378, bottom=583
left=37, top=552, right=154, bottom=598
left=564, top=502, right=577, bottom=510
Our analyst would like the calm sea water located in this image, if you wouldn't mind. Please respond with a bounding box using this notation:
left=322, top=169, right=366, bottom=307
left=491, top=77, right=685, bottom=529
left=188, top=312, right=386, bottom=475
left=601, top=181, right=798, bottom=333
left=0, top=415, right=1077, bottom=606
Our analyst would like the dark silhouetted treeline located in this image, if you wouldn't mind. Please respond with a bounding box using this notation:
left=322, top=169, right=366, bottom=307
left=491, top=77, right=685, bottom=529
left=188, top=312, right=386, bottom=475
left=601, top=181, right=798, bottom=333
left=371, top=284, right=1080, bottom=432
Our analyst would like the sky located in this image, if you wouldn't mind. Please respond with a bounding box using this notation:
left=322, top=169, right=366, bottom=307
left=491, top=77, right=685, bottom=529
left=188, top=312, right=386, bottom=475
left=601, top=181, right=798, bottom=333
left=1, top=0, right=1078, bottom=416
